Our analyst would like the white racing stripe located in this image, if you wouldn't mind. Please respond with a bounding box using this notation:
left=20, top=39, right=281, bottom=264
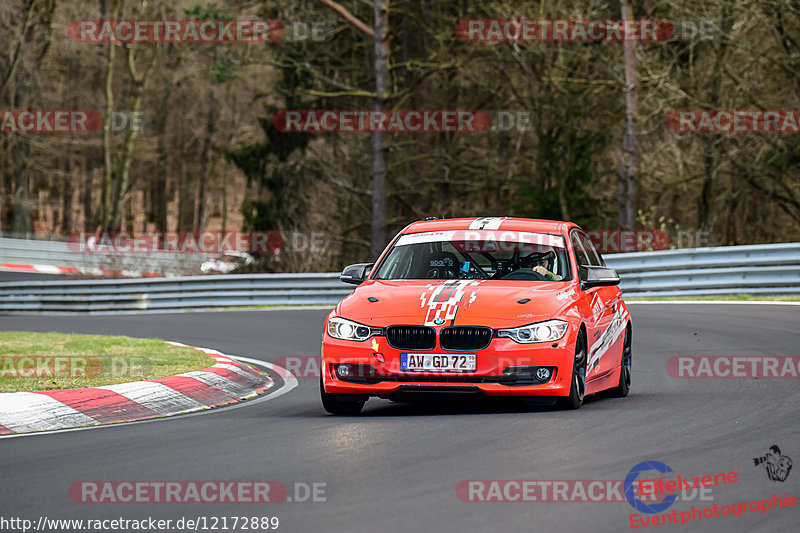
left=97, top=381, right=206, bottom=416
left=213, top=362, right=270, bottom=382
left=0, top=392, right=98, bottom=433
left=231, top=356, right=299, bottom=401
left=587, top=308, right=629, bottom=374
left=179, top=370, right=255, bottom=398
left=32, top=264, right=66, bottom=274
left=469, top=217, right=507, bottom=230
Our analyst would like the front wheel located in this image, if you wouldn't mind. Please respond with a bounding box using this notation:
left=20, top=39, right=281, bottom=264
left=607, top=325, right=631, bottom=397
left=320, top=378, right=365, bottom=415
left=557, top=332, right=586, bottom=410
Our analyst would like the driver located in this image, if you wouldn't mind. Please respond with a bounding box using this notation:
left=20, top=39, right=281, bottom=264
left=528, top=251, right=562, bottom=281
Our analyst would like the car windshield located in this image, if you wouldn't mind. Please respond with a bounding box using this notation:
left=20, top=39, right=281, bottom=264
left=373, top=230, right=570, bottom=281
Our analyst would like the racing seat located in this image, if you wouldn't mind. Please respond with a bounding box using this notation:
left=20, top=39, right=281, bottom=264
left=423, top=251, right=460, bottom=279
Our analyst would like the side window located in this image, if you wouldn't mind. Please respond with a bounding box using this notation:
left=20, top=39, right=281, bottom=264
left=571, top=232, right=590, bottom=282
left=571, top=233, right=590, bottom=267
left=577, top=231, right=603, bottom=266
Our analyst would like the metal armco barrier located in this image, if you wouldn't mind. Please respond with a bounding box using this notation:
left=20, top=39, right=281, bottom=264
left=0, top=273, right=352, bottom=314
left=604, top=242, right=800, bottom=298
left=0, top=242, right=798, bottom=314
left=0, top=236, right=202, bottom=276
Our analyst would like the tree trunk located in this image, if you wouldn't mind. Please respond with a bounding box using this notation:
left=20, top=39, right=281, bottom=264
left=101, top=0, right=119, bottom=230
left=178, top=92, right=193, bottom=231
left=110, top=44, right=159, bottom=231
left=82, top=167, right=94, bottom=232
left=11, top=138, right=32, bottom=234
left=371, top=0, right=389, bottom=259
left=697, top=7, right=730, bottom=233
left=197, top=91, right=215, bottom=231
left=62, top=156, right=73, bottom=233
left=618, top=0, right=638, bottom=231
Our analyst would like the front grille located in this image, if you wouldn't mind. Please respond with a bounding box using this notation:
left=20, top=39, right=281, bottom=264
left=440, top=327, right=493, bottom=350
left=386, top=326, right=436, bottom=350
left=339, top=368, right=556, bottom=387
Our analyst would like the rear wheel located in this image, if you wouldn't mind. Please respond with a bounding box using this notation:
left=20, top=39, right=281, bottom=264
left=607, top=326, right=631, bottom=397
left=320, top=378, right=365, bottom=415
left=557, top=332, right=586, bottom=410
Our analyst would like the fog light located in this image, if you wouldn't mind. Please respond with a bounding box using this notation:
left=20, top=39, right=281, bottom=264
left=535, top=367, right=551, bottom=381
left=337, top=364, right=352, bottom=378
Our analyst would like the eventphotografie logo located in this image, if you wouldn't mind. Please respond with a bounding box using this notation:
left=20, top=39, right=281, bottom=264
left=625, top=461, right=679, bottom=514
left=754, top=445, right=793, bottom=483
left=625, top=461, right=738, bottom=514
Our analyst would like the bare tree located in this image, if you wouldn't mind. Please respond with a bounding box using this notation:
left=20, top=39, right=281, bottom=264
left=618, top=0, right=638, bottom=230
left=319, top=0, right=388, bottom=258
left=371, top=0, right=389, bottom=258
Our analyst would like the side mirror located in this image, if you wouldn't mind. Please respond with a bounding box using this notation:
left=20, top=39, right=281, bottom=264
left=581, top=266, right=620, bottom=289
left=340, top=263, right=374, bottom=285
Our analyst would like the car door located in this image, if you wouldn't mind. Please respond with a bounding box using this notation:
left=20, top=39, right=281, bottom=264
left=571, top=230, right=619, bottom=380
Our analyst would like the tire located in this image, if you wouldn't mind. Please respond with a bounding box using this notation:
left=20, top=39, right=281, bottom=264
left=557, top=331, right=587, bottom=410
left=320, top=378, right=365, bottom=415
left=607, top=325, right=632, bottom=398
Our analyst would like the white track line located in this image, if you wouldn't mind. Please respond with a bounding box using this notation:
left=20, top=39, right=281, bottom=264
left=0, top=354, right=298, bottom=440
left=231, top=356, right=299, bottom=401
left=98, top=381, right=207, bottom=416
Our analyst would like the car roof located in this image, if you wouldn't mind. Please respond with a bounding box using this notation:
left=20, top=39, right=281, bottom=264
left=401, top=217, right=579, bottom=235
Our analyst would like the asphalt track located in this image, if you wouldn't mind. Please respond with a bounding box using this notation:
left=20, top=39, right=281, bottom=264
left=1, top=304, right=798, bottom=533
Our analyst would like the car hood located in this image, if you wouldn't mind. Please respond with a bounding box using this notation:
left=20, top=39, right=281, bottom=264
left=336, top=279, right=580, bottom=328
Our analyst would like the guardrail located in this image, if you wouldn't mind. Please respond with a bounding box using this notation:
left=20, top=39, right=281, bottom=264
left=603, top=242, right=800, bottom=297
left=0, top=273, right=352, bottom=314
left=0, top=236, right=202, bottom=276
left=0, top=243, right=798, bottom=314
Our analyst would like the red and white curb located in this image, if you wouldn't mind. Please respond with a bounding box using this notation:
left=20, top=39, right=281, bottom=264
left=0, top=342, right=275, bottom=435
left=0, top=262, right=162, bottom=278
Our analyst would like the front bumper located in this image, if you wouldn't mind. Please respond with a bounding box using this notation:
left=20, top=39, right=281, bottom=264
left=321, top=332, right=576, bottom=398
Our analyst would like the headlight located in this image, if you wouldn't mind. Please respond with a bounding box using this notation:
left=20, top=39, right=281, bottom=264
left=327, top=317, right=382, bottom=341
left=497, top=320, right=569, bottom=343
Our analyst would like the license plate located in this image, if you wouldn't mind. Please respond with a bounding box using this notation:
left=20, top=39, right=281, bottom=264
left=400, top=353, right=476, bottom=372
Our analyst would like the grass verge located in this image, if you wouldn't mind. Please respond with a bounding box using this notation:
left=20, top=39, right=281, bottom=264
left=0, top=332, right=215, bottom=393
